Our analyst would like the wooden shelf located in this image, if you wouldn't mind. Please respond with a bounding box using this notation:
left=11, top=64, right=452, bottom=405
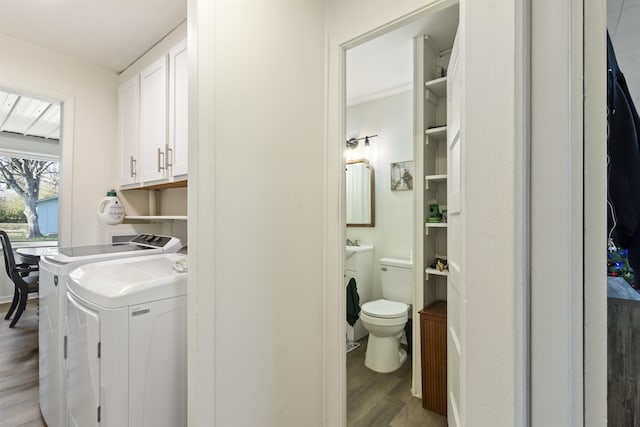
left=424, top=77, right=447, bottom=98
left=425, top=222, right=447, bottom=228
left=425, top=222, right=447, bottom=235
left=425, top=174, right=447, bottom=181
left=425, top=174, right=447, bottom=187
left=424, top=126, right=447, bottom=141
left=121, top=180, right=188, bottom=191
left=425, top=268, right=449, bottom=277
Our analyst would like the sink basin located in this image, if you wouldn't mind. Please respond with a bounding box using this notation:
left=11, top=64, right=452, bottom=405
left=346, top=244, right=373, bottom=259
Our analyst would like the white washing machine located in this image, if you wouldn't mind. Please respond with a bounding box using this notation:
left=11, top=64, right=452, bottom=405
left=38, top=234, right=183, bottom=427
left=66, top=253, right=187, bottom=427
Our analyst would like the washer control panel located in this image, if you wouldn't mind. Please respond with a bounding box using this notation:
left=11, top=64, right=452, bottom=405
left=130, top=234, right=183, bottom=251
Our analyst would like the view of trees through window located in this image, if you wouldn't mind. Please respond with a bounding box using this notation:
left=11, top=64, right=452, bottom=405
left=0, top=156, right=58, bottom=242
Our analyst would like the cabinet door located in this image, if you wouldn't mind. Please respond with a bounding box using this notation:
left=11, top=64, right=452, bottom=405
left=129, top=297, right=187, bottom=426
left=169, top=39, right=188, bottom=178
left=66, top=293, right=100, bottom=427
left=140, top=56, right=168, bottom=183
left=118, top=76, right=140, bottom=185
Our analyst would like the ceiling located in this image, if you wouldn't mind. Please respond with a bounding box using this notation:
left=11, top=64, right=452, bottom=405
left=348, top=1, right=640, bottom=108
left=346, top=5, right=459, bottom=106
left=0, top=0, right=186, bottom=144
left=0, top=0, right=187, bottom=73
left=0, top=2, right=638, bottom=139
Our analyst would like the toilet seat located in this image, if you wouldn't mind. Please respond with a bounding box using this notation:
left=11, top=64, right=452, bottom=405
left=361, top=299, right=408, bottom=319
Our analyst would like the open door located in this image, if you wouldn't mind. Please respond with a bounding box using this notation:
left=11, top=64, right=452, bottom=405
left=446, top=31, right=462, bottom=426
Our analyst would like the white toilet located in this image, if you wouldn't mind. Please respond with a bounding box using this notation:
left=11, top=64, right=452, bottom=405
left=360, top=257, right=413, bottom=373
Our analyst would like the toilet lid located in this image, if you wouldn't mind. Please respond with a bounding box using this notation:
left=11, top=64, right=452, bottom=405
left=361, top=299, right=408, bottom=318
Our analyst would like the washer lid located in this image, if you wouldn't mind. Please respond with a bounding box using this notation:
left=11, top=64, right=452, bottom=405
left=68, top=253, right=187, bottom=308
left=361, top=299, right=409, bottom=318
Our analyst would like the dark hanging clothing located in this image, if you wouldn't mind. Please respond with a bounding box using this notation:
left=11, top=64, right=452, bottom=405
left=607, top=32, right=640, bottom=274
left=346, top=278, right=360, bottom=327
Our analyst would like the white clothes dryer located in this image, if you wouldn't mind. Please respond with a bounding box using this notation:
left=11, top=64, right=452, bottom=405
left=38, top=234, right=183, bottom=427
left=65, top=253, right=187, bottom=427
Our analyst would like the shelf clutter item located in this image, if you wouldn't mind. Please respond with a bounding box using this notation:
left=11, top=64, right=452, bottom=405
left=419, top=300, right=447, bottom=416
left=97, top=189, right=125, bottom=225
left=346, top=337, right=361, bottom=353
left=429, top=257, right=448, bottom=272
left=427, top=201, right=442, bottom=223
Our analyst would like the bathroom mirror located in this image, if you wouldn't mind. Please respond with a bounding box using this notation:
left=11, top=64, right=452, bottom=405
left=346, top=160, right=375, bottom=227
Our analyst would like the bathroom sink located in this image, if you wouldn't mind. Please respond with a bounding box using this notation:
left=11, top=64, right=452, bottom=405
left=346, top=244, right=373, bottom=259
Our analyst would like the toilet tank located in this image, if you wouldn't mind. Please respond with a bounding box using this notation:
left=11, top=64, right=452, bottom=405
left=380, top=257, right=413, bottom=305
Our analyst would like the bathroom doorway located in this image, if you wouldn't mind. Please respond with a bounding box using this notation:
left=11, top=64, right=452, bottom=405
left=343, top=3, right=458, bottom=425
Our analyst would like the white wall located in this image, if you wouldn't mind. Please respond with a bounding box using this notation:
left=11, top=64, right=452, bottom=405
left=0, top=34, right=124, bottom=300
left=189, top=1, right=326, bottom=426
left=189, top=1, right=591, bottom=426
left=346, top=90, right=414, bottom=300
left=0, top=34, right=123, bottom=247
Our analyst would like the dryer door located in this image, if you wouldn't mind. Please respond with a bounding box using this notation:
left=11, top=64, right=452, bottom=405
left=129, top=296, right=187, bottom=427
left=66, top=292, right=100, bottom=427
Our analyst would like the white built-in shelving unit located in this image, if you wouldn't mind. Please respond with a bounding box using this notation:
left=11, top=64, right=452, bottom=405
left=412, top=11, right=459, bottom=400
left=422, top=70, right=449, bottom=293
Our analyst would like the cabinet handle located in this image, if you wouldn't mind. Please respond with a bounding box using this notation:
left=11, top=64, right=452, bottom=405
left=130, top=156, right=137, bottom=177
left=166, top=144, right=173, bottom=169
left=157, top=148, right=165, bottom=172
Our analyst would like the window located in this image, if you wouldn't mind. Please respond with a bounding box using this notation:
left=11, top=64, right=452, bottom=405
left=0, top=89, right=61, bottom=243
left=0, top=157, right=59, bottom=242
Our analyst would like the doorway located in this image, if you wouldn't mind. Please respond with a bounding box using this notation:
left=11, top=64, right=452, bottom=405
left=343, top=4, right=458, bottom=425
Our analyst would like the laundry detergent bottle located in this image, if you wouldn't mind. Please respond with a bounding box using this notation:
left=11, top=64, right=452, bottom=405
left=97, top=189, right=125, bottom=225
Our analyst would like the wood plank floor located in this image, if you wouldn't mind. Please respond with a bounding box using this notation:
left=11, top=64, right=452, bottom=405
left=347, top=338, right=447, bottom=427
left=1, top=300, right=446, bottom=427
left=0, top=300, right=46, bottom=427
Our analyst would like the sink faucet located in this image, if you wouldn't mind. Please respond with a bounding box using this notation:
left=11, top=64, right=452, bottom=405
left=346, top=239, right=360, bottom=246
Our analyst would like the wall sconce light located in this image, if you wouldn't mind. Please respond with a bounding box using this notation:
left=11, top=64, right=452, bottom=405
left=345, top=134, right=378, bottom=149
left=346, top=137, right=359, bottom=150
left=345, top=135, right=378, bottom=162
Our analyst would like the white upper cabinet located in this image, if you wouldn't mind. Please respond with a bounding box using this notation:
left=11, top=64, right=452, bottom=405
left=168, top=39, right=188, bottom=178
left=140, top=55, right=169, bottom=183
left=119, top=38, right=188, bottom=189
left=118, top=75, right=140, bottom=186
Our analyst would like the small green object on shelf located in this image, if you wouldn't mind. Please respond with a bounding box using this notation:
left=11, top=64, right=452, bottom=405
left=427, top=202, right=442, bottom=223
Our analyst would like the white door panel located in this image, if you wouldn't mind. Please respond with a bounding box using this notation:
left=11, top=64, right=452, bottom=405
left=447, top=29, right=463, bottom=425
left=66, top=293, right=100, bottom=427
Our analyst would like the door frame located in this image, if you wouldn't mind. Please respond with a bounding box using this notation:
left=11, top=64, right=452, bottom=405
left=583, top=0, right=607, bottom=424
left=326, top=0, right=530, bottom=425
left=530, top=0, right=607, bottom=425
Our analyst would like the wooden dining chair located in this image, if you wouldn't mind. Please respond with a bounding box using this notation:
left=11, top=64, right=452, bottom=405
left=0, top=230, right=39, bottom=328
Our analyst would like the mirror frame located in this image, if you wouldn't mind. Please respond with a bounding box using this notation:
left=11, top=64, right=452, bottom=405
left=346, top=159, right=375, bottom=227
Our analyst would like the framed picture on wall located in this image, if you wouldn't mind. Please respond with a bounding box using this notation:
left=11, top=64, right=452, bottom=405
left=390, top=160, right=413, bottom=191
